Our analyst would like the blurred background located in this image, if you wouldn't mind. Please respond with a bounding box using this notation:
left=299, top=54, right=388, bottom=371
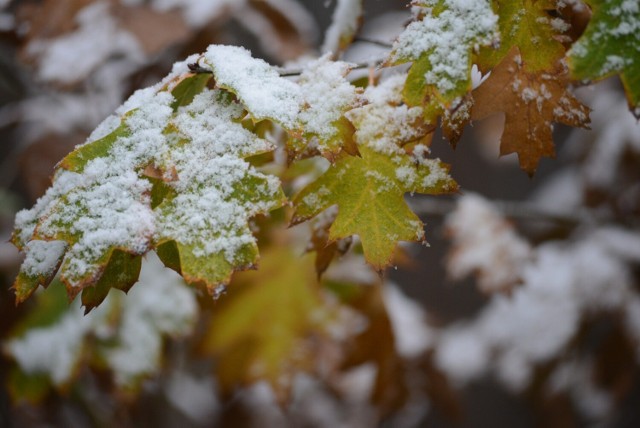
left=1, top=1, right=640, bottom=427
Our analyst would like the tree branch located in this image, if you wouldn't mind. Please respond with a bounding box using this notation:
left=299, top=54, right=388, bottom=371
left=408, top=196, right=595, bottom=226
left=188, top=59, right=387, bottom=78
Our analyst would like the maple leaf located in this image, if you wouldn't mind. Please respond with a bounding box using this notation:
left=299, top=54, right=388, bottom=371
left=567, top=0, right=640, bottom=117
left=388, top=0, right=497, bottom=117
left=292, top=75, right=456, bottom=269
left=199, top=247, right=338, bottom=403
left=471, top=48, right=590, bottom=174
left=12, top=63, right=285, bottom=305
left=291, top=56, right=362, bottom=159
left=477, top=0, right=568, bottom=72
left=201, top=46, right=361, bottom=159
left=292, top=146, right=456, bottom=270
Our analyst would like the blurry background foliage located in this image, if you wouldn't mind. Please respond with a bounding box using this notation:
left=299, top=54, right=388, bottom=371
left=0, top=1, right=640, bottom=427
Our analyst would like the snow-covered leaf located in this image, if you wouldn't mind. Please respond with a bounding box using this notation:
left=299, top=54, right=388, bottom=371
left=567, top=0, right=640, bottom=117
left=12, top=58, right=285, bottom=304
left=389, top=0, right=497, bottom=117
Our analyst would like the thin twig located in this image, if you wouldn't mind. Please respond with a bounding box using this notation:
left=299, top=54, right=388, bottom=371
left=408, top=196, right=593, bottom=226
left=276, top=60, right=385, bottom=77
left=353, top=36, right=394, bottom=49
left=188, top=58, right=387, bottom=78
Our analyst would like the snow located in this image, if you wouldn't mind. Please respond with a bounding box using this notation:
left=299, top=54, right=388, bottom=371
left=581, top=83, right=640, bottom=188
left=26, top=2, right=143, bottom=84
left=297, top=55, right=361, bottom=148
left=346, top=74, right=425, bottom=156
left=321, top=0, right=362, bottom=55
left=390, top=0, right=497, bottom=94
left=435, top=325, right=490, bottom=384
left=5, top=252, right=198, bottom=387
left=164, top=372, right=218, bottom=423
left=20, top=240, right=67, bottom=278
left=445, top=194, right=531, bottom=293
left=548, top=361, right=613, bottom=420
left=105, top=252, right=198, bottom=385
left=202, top=45, right=303, bottom=129
left=5, top=303, right=92, bottom=385
left=156, top=88, right=282, bottom=262
left=437, top=231, right=638, bottom=389
left=383, top=283, right=433, bottom=358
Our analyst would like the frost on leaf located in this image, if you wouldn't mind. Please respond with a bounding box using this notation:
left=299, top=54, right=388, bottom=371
left=388, top=0, right=497, bottom=117
left=567, top=0, right=640, bottom=117
left=471, top=48, right=590, bottom=174
left=292, top=75, right=456, bottom=269
left=12, top=56, right=285, bottom=305
left=199, top=247, right=340, bottom=403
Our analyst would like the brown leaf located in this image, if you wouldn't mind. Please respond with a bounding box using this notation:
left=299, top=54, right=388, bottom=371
left=471, top=48, right=590, bottom=175
left=338, top=283, right=409, bottom=416
left=17, top=0, right=93, bottom=42
left=113, top=5, right=190, bottom=56
left=245, top=0, right=314, bottom=62
left=305, top=207, right=352, bottom=278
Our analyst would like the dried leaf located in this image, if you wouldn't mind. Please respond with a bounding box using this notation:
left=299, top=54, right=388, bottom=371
left=471, top=48, right=590, bottom=174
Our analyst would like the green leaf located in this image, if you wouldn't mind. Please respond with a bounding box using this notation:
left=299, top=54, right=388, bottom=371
left=12, top=56, right=285, bottom=305
left=389, top=0, right=497, bottom=114
left=12, top=240, right=66, bottom=303
left=7, top=368, right=51, bottom=404
left=567, top=0, right=640, bottom=116
left=80, top=250, right=142, bottom=312
left=477, top=0, right=567, bottom=72
left=293, top=146, right=457, bottom=270
left=169, top=73, right=212, bottom=110
left=60, top=122, right=130, bottom=173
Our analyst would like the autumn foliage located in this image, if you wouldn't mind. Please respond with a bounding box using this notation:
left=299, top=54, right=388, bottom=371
left=1, top=0, right=640, bottom=426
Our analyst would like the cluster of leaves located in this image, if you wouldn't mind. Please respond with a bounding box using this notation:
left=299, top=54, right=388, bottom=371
left=5, top=0, right=640, bottom=417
